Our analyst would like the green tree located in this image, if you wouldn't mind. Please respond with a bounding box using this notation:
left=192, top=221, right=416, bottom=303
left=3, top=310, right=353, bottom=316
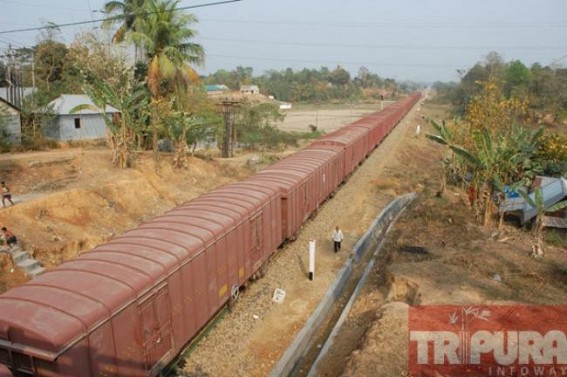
left=428, top=126, right=541, bottom=227
left=236, top=102, right=289, bottom=150
left=505, top=60, right=531, bottom=97
left=66, top=31, right=131, bottom=90
left=34, top=39, right=69, bottom=93
left=329, top=65, right=351, bottom=87
left=0, top=106, right=13, bottom=152
left=0, top=62, right=6, bottom=86
left=529, top=64, right=566, bottom=121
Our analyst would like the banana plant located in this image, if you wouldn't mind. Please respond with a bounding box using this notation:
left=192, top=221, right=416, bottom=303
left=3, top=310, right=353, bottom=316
left=71, top=76, right=148, bottom=168
left=518, top=187, right=567, bottom=257
left=426, top=118, right=464, bottom=195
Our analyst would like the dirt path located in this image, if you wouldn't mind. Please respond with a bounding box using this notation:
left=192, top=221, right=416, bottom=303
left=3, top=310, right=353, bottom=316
left=181, top=100, right=428, bottom=377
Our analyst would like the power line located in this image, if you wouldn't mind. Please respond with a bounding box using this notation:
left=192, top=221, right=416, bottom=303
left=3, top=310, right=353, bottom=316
left=198, top=18, right=567, bottom=29
left=206, top=53, right=466, bottom=69
left=0, top=0, right=242, bottom=35
left=549, top=54, right=567, bottom=66
left=199, top=36, right=566, bottom=52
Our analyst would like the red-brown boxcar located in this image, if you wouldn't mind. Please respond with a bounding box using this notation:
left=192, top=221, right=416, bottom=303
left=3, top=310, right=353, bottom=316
left=347, top=111, right=388, bottom=155
left=249, top=147, right=343, bottom=239
left=0, top=182, right=281, bottom=376
left=309, top=125, right=369, bottom=177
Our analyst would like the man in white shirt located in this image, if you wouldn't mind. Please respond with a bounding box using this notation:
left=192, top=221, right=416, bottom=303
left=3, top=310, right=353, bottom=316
left=332, top=225, right=344, bottom=253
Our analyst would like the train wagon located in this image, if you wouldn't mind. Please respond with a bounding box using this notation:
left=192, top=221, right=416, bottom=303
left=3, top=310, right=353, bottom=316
left=0, top=183, right=281, bottom=376
left=309, top=125, right=369, bottom=177
left=347, top=111, right=389, bottom=155
left=248, top=147, right=342, bottom=239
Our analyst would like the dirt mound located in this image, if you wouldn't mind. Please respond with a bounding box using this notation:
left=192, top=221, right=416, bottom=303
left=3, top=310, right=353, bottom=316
left=0, top=149, right=252, bottom=291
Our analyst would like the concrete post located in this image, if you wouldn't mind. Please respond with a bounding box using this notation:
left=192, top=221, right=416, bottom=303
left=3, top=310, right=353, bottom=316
left=308, top=240, right=316, bottom=281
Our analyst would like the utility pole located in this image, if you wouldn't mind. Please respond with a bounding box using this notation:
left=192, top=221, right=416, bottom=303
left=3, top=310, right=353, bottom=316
left=217, top=98, right=241, bottom=158
left=4, top=45, right=25, bottom=108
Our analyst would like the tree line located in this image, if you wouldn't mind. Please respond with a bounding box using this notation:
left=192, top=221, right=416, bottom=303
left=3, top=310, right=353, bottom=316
left=202, top=65, right=417, bottom=103
left=433, top=52, right=567, bottom=124
left=428, top=52, right=567, bottom=256
left=0, top=0, right=413, bottom=165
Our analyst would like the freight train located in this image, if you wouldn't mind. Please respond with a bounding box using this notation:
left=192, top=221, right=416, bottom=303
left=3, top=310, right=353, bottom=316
left=0, top=92, right=421, bottom=377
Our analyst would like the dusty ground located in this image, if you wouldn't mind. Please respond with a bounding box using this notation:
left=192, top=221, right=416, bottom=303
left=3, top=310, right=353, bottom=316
left=1, top=98, right=565, bottom=377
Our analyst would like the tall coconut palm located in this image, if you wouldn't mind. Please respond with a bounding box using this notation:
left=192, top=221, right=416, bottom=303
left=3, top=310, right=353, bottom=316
left=130, top=0, right=204, bottom=97
left=128, top=0, right=204, bottom=154
left=101, top=0, right=146, bottom=44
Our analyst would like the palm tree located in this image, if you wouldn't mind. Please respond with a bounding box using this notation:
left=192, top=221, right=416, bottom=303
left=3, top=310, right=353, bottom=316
left=128, top=0, right=205, bottom=154
left=129, top=0, right=203, bottom=96
left=101, top=0, right=146, bottom=44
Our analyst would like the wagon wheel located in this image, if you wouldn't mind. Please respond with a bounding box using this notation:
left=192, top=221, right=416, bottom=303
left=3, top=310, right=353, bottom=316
left=230, top=284, right=240, bottom=302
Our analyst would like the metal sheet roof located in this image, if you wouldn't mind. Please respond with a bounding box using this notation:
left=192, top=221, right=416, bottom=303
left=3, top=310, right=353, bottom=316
left=48, top=94, right=120, bottom=115
left=500, top=177, right=567, bottom=223
left=310, top=126, right=367, bottom=147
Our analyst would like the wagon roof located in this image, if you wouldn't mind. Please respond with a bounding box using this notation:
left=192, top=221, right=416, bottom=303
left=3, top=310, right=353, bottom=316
left=310, top=126, right=367, bottom=146
left=0, top=264, right=140, bottom=357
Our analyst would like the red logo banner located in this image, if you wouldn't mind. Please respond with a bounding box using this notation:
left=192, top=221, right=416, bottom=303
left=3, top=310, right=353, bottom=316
left=409, top=305, right=567, bottom=376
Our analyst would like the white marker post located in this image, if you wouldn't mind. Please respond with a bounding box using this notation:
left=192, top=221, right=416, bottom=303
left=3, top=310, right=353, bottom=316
left=308, top=240, right=316, bottom=281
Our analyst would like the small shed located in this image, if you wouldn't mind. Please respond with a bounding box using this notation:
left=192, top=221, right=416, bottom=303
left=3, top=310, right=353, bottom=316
left=0, top=97, right=22, bottom=143
left=44, top=94, right=119, bottom=141
left=240, top=85, right=260, bottom=95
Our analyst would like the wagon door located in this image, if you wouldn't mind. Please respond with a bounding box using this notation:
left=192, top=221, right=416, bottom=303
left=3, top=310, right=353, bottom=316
left=139, top=285, right=174, bottom=377
left=250, top=212, right=263, bottom=269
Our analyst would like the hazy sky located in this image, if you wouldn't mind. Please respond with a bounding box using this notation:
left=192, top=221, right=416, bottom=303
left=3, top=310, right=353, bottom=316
left=1, top=0, right=566, bottom=82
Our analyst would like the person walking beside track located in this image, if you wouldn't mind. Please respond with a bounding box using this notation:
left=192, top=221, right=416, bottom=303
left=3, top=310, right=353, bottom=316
left=1, top=181, right=14, bottom=207
left=332, top=225, right=344, bottom=253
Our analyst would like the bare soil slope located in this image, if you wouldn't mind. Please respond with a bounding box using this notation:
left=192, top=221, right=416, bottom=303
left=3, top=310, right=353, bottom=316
left=0, top=149, right=253, bottom=292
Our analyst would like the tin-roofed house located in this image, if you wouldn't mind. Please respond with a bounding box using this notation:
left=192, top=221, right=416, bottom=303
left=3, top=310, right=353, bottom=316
left=44, top=94, right=119, bottom=141
left=0, top=97, right=22, bottom=144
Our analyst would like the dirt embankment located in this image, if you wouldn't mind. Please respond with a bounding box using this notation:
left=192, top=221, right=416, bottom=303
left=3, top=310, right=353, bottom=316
left=0, top=148, right=259, bottom=293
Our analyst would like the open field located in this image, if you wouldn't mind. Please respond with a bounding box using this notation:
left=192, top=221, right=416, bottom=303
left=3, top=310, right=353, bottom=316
left=279, top=102, right=395, bottom=132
